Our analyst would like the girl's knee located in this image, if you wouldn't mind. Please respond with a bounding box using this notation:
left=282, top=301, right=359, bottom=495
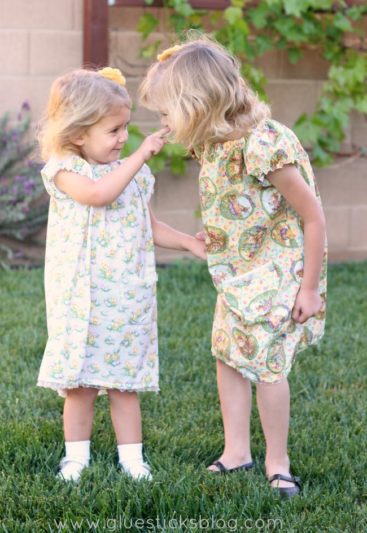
left=107, top=389, right=138, bottom=401
left=256, top=376, right=289, bottom=389
left=65, top=387, right=99, bottom=402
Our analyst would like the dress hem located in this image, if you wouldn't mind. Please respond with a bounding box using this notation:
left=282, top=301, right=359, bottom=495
left=211, top=351, right=291, bottom=384
left=211, top=332, right=324, bottom=385
left=37, top=380, right=160, bottom=398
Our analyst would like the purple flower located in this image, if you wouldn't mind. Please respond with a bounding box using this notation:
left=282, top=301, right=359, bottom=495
left=24, top=180, right=35, bottom=194
left=0, top=103, right=48, bottom=245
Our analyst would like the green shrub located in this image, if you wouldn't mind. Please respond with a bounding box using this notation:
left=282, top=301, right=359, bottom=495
left=0, top=103, right=48, bottom=265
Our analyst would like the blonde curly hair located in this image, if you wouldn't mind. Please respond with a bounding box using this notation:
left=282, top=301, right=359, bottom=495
left=139, top=34, right=270, bottom=148
left=38, top=69, right=131, bottom=160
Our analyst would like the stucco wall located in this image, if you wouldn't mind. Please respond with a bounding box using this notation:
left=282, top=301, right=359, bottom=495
left=0, top=0, right=83, bottom=124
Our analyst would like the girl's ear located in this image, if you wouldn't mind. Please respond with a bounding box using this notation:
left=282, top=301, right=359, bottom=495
left=72, top=135, right=85, bottom=147
left=71, top=130, right=87, bottom=147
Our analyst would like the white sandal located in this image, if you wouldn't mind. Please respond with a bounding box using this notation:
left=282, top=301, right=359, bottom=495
left=58, top=457, right=89, bottom=482
left=119, top=459, right=152, bottom=481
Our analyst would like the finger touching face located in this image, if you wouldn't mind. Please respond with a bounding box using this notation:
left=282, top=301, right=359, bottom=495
left=159, top=110, right=173, bottom=131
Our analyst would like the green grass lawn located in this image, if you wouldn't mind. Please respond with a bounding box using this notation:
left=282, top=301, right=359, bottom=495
left=0, top=261, right=366, bottom=532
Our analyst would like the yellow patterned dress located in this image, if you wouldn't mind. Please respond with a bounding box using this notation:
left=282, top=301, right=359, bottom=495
left=197, top=119, right=327, bottom=384
left=37, top=155, right=159, bottom=397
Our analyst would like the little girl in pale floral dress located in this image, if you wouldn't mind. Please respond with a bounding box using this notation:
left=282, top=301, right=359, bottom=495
left=140, top=36, right=327, bottom=498
left=37, top=67, right=205, bottom=482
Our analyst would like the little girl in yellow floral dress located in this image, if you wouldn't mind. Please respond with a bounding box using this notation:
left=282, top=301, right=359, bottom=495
left=140, top=36, right=327, bottom=498
left=37, top=67, right=205, bottom=482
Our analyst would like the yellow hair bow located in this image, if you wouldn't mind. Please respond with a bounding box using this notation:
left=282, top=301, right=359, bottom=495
left=98, top=67, right=126, bottom=86
left=157, top=45, right=182, bottom=62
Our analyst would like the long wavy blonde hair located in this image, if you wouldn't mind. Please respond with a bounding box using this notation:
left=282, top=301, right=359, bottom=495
left=139, top=34, right=270, bottom=148
left=38, top=69, right=131, bottom=160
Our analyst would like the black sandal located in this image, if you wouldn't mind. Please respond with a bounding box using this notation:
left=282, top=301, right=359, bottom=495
left=268, top=473, right=301, bottom=498
left=208, top=460, right=255, bottom=474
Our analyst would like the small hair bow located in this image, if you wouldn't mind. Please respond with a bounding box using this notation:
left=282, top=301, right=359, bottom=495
left=157, top=45, right=183, bottom=62
left=98, top=67, right=126, bottom=86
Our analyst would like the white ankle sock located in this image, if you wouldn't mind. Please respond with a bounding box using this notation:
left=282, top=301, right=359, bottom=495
left=65, top=440, right=90, bottom=463
left=117, top=442, right=143, bottom=463
left=117, top=443, right=151, bottom=480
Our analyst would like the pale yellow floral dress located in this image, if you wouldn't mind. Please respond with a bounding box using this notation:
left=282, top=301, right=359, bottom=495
left=196, top=119, right=327, bottom=384
left=37, top=155, right=159, bottom=397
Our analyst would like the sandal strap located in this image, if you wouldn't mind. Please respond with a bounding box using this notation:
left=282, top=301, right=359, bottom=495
left=231, top=461, right=255, bottom=472
left=120, top=459, right=151, bottom=472
left=211, top=460, right=226, bottom=473
left=59, top=457, right=88, bottom=468
left=210, top=460, right=255, bottom=473
left=268, top=473, right=301, bottom=488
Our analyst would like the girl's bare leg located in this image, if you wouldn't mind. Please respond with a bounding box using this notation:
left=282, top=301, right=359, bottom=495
left=63, top=387, right=99, bottom=441
left=108, top=390, right=142, bottom=444
left=256, top=378, right=296, bottom=488
left=59, top=387, right=98, bottom=480
left=208, top=359, right=253, bottom=471
left=108, top=390, right=151, bottom=479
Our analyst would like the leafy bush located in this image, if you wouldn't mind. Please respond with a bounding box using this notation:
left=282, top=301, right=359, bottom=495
left=122, top=124, right=188, bottom=175
left=137, top=0, right=367, bottom=166
left=0, top=103, right=48, bottom=242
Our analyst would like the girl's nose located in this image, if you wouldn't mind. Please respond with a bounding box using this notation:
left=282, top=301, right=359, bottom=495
left=120, top=130, right=128, bottom=142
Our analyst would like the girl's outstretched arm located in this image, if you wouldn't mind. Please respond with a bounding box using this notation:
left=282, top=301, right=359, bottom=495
left=53, top=128, right=169, bottom=207
left=149, top=205, right=206, bottom=260
left=267, top=165, right=326, bottom=324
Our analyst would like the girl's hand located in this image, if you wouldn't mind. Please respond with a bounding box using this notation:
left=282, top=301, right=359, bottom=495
left=292, top=287, right=322, bottom=324
left=188, top=236, right=207, bottom=260
left=138, top=127, right=170, bottom=161
left=195, top=231, right=206, bottom=241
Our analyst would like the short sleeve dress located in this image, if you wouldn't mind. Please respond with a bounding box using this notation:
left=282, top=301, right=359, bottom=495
left=197, top=119, right=327, bottom=384
left=37, top=154, right=159, bottom=397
